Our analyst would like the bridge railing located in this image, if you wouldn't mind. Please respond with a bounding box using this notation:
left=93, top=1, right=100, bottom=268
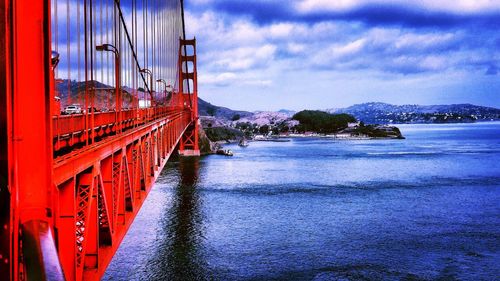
left=53, top=103, right=191, bottom=153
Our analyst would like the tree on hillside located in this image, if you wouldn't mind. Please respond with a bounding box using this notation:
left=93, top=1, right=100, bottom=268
left=206, top=106, right=217, bottom=116
left=292, top=110, right=356, bottom=133
left=231, top=114, right=241, bottom=121
left=259, top=125, right=270, bottom=135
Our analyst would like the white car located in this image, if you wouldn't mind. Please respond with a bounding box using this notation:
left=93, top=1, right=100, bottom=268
left=64, top=104, right=83, bottom=115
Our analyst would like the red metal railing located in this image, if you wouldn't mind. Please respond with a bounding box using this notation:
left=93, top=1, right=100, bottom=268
left=52, top=105, right=187, bottom=152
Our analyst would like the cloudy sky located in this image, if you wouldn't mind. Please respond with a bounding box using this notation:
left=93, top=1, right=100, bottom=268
left=183, top=0, right=500, bottom=111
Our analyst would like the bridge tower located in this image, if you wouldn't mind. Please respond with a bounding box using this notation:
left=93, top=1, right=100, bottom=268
left=178, top=39, right=200, bottom=156
left=1, top=1, right=65, bottom=280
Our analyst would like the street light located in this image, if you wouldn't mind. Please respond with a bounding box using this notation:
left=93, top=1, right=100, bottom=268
left=51, top=51, right=61, bottom=116
left=140, top=68, right=154, bottom=106
left=95, top=43, right=118, bottom=53
left=96, top=43, right=121, bottom=132
left=156, top=79, right=167, bottom=105
left=51, top=50, right=60, bottom=69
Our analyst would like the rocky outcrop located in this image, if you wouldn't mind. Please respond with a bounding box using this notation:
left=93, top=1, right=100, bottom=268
left=198, top=127, right=220, bottom=155
left=341, top=124, right=405, bottom=139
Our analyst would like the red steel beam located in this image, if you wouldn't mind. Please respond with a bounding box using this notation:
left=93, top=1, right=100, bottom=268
left=5, top=0, right=65, bottom=280
left=0, top=0, right=12, bottom=278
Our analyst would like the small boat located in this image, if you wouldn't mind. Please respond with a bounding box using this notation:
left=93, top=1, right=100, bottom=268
left=216, top=149, right=233, bottom=156
left=238, top=138, right=249, bottom=147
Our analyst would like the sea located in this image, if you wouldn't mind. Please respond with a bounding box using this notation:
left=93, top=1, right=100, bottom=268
left=103, top=122, right=500, bottom=281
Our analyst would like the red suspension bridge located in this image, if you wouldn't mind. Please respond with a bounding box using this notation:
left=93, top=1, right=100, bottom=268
left=1, top=0, right=200, bottom=280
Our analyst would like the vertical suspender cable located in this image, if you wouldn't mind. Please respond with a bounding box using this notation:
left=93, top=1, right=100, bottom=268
left=84, top=0, right=89, bottom=145
left=118, top=1, right=122, bottom=116
left=145, top=0, right=148, bottom=74
left=113, top=0, right=116, bottom=88
left=142, top=0, right=146, bottom=99
left=91, top=0, right=95, bottom=142
left=106, top=0, right=109, bottom=90
left=67, top=0, right=71, bottom=105
left=161, top=0, right=163, bottom=93
left=100, top=0, right=103, bottom=92
left=134, top=0, right=137, bottom=113
left=78, top=0, right=81, bottom=98
left=54, top=0, right=59, bottom=80
left=180, top=0, right=192, bottom=108
left=152, top=0, right=155, bottom=96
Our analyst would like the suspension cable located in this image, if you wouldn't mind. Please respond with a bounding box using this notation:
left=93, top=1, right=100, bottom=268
left=113, top=0, right=152, bottom=96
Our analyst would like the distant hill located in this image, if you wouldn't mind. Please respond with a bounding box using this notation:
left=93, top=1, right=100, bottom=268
left=277, top=109, right=297, bottom=117
left=329, top=102, right=500, bottom=124
left=197, top=98, right=253, bottom=120
left=56, top=79, right=142, bottom=108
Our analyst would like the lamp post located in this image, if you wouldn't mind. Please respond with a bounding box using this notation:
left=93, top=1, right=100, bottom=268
left=139, top=68, right=153, bottom=107
left=166, top=81, right=173, bottom=105
left=156, top=79, right=167, bottom=106
left=96, top=43, right=121, bottom=133
left=51, top=51, right=61, bottom=116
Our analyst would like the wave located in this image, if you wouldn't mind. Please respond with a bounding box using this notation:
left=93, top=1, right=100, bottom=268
left=243, top=149, right=500, bottom=161
left=199, top=176, right=500, bottom=196
left=366, top=151, right=438, bottom=156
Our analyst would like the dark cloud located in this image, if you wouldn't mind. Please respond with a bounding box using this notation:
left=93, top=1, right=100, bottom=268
left=305, top=5, right=500, bottom=29
left=191, top=0, right=500, bottom=30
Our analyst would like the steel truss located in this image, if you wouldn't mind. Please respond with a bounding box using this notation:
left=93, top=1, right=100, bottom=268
left=54, top=110, right=192, bottom=280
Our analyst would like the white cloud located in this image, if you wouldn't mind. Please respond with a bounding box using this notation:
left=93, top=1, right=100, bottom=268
left=287, top=43, right=306, bottom=54
left=395, top=33, right=454, bottom=49
left=206, top=44, right=277, bottom=71
left=296, top=0, right=364, bottom=12
left=243, top=79, right=273, bottom=86
left=331, top=39, right=366, bottom=58
left=267, top=23, right=296, bottom=38
left=199, top=72, right=237, bottom=86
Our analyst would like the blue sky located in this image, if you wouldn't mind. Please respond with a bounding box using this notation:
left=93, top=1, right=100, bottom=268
left=184, top=0, right=500, bottom=111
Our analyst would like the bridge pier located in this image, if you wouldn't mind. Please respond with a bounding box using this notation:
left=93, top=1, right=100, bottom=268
left=178, top=121, right=200, bottom=157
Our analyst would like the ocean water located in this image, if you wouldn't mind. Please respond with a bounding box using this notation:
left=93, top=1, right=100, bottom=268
left=103, top=122, right=500, bottom=281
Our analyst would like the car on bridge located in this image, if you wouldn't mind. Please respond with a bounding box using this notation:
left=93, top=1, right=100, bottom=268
left=63, top=104, right=83, bottom=115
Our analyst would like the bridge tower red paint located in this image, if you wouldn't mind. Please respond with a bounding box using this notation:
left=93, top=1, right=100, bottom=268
left=178, top=39, right=200, bottom=157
